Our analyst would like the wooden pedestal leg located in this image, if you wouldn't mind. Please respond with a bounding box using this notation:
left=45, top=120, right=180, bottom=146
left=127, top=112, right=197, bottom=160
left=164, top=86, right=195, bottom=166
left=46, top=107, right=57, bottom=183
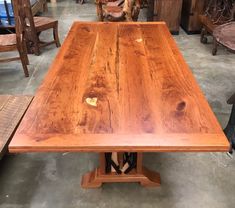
left=136, top=153, right=161, bottom=187
left=81, top=153, right=161, bottom=188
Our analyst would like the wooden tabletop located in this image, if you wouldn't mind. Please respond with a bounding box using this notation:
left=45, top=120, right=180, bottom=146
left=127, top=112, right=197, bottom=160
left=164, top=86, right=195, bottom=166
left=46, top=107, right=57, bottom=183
left=9, top=22, right=229, bottom=153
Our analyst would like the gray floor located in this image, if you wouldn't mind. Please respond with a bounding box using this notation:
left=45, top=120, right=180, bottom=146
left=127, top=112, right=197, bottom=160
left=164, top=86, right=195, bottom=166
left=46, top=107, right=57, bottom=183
left=0, top=1, right=235, bottom=208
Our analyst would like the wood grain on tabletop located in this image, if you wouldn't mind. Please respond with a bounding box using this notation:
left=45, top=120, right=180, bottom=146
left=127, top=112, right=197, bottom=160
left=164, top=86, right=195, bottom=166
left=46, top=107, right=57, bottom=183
left=9, top=22, right=229, bottom=152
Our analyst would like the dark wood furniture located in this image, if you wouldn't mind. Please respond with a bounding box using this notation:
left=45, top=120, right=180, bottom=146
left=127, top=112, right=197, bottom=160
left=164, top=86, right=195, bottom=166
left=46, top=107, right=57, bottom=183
left=76, top=0, right=85, bottom=4
left=147, top=0, right=183, bottom=34
left=0, top=95, right=32, bottom=159
left=13, top=0, right=61, bottom=56
left=0, top=11, right=29, bottom=77
left=9, top=22, right=229, bottom=188
left=199, top=15, right=218, bottom=43
left=224, top=93, right=235, bottom=153
left=200, top=0, right=234, bottom=44
left=97, top=0, right=140, bottom=21
left=212, top=22, right=235, bottom=55
left=181, top=0, right=208, bottom=34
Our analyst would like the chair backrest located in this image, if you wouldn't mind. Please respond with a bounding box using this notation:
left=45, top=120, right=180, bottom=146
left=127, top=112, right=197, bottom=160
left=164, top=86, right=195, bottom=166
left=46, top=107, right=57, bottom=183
left=205, top=0, right=235, bottom=24
left=12, top=0, right=37, bottom=41
left=123, top=0, right=140, bottom=21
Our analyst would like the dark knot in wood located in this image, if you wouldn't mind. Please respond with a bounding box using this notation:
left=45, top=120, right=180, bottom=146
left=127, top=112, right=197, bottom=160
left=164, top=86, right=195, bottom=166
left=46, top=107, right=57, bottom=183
left=176, top=101, right=186, bottom=111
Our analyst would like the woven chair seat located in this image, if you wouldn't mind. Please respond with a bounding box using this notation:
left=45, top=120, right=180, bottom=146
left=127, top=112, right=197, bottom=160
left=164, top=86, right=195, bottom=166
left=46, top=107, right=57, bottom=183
left=213, top=22, right=235, bottom=51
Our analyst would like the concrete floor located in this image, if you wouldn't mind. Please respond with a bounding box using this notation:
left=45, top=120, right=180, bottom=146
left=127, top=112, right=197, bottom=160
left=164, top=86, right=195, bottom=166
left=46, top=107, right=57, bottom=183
left=0, top=1, right=235, bottom=207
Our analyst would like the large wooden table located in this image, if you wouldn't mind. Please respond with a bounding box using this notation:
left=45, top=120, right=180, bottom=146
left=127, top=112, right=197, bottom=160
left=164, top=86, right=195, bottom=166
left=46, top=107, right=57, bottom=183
left=9, top=22, right=229, bottom=188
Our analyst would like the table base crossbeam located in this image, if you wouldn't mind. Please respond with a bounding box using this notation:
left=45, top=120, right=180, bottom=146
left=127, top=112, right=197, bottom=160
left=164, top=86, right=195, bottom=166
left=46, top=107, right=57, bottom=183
left=81, top=153, right=161, bottom=188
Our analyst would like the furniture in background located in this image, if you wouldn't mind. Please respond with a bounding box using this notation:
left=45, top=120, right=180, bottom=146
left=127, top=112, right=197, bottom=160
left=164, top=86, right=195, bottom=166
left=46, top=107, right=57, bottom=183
left=140, top=0, right=148, bottom=8
left=212, top=22, right=235, bottom=55
left=76, top=0, right=84, bottom=4
left=96, top=0, right=140, bottom=21
left=199, top=14, right=218, bottom=43
left=13, top=0, right=60, bottom=56
left=224, top=93, right=235, bottom=153
left=0, top=0, right=47, bottom=24
left=181, top=0, right=209, bottom=34
left=0, top=0, right=48, bottom=35
left=200, top=0, right=234, bottom=44
left=0, top=95, right=33, bottom=159
left=31, top=0, right=48, bottom=16
left=9, top=22, right=229, bottom=189
left=0, top=0, right=15, bottom=29
left=147, top=0, right=183, bottom=34
left=0, top=11, right=29, bottom=77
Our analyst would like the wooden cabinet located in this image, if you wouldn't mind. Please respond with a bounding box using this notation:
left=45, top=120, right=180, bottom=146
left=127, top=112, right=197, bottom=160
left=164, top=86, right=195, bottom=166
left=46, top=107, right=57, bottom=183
left=147, top=0, right=183, bottom=34
left=181, top=0, right=208, bottom=34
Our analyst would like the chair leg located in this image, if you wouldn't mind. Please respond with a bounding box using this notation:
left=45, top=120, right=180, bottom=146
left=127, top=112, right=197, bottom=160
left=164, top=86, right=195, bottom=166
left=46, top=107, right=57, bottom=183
left=200, top=28, right=204, bottom=43
left=18, top=51, right=29, bottom=77
left=17, top=40, right=29, bottom=77
left=212, top=37, right=218, bottom=56
left=31, top=32, right=41, bottom=56
left=200, top=27, right=208, bottom=44
left=23, top=40, right=29, bottom=65
left=25, top=53, right=29, bottom=65
left=96, top=2, right=104, bottom=21
left=53, top=22, right=61, bottom=48
left=34, top=41, right=41, bottom=56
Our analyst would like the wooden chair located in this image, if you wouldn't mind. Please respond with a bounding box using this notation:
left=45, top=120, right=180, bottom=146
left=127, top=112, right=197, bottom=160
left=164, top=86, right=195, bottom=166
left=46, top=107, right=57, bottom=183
left=14, top=0, right=61, bottom=56
left=0, top=11, right=29, bottom=77
left=96, top=0, right=140, bottom=22
left=224, top=93, right=235, bottom=153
